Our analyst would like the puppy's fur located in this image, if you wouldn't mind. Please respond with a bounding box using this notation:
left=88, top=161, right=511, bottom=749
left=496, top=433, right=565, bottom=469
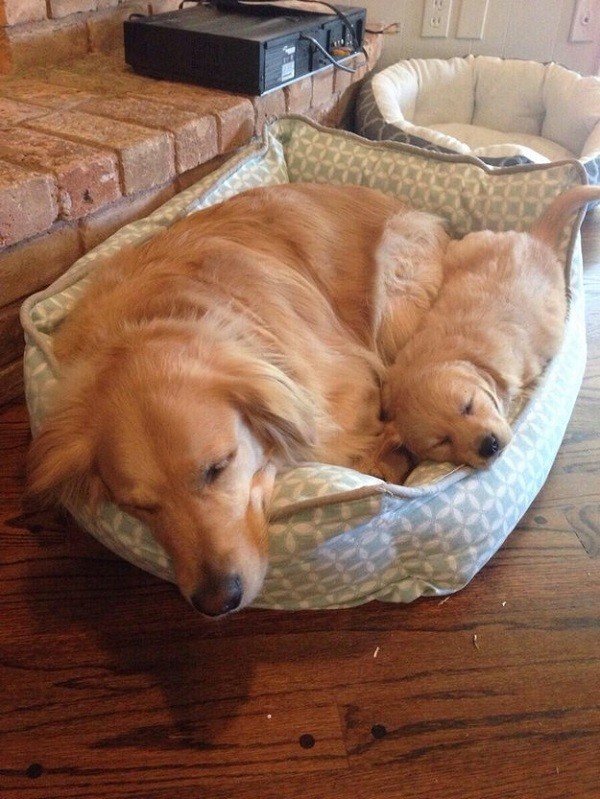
left=383, top=185, right=600, bottom=469
left=26, top=182, right=448, bottom=615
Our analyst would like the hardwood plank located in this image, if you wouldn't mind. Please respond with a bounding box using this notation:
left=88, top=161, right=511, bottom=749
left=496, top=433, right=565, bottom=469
left=0, top=213, right=599, bottom=799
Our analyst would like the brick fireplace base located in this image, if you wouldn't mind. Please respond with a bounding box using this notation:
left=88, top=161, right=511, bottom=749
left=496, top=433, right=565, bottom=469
left=0, top=32, right=382, bottom=406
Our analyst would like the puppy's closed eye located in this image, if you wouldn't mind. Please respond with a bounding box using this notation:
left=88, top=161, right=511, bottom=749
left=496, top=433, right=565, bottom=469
left=461, top=398, right=474, bottom=416
left=433, top=436, right=451, bottom=449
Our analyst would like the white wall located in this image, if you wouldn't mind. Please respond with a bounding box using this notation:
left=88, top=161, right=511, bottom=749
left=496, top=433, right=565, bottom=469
left=362, top=0, right=600, bottom=75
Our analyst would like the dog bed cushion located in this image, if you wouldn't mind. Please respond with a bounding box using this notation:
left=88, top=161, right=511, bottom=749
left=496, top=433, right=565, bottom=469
left=21, top=116, right=588, bottom=609
left=355, top=56, right=600, bottom=184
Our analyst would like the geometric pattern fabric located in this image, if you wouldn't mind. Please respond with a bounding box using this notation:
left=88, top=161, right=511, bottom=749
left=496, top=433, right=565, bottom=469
left=20, top=116, right=588, bottom=609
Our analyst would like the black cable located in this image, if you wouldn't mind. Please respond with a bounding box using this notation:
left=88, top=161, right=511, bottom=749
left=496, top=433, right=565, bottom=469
left=299, top=33, right=356, bottom=73
left=287, top=0, right=360, bottom=50
left=176, top=0, right=370, bottom=66
left=209, top=0, right=362, bottom=53
left=289, top=1, right=367, bottom=62
left=365, top=22, right=401, bottom=35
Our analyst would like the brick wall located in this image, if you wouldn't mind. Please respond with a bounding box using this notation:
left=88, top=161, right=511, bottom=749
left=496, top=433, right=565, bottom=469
left=0, top=0, right=183, bottom=73
left=0, top=21, right=383, bottom=406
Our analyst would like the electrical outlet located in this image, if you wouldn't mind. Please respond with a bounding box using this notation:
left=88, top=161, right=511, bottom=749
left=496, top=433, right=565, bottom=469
left=421, top=0, right=453, bottom=38
left=570, top=0, right=594, bottom=42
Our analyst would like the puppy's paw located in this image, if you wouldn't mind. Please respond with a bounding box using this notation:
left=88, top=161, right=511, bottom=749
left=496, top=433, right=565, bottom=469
left=359, top=437, right=414, bottom=485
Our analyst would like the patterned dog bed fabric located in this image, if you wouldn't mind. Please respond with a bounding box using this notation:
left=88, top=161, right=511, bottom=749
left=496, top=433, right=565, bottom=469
left=21, top=116, right=588, bottom=610
left=355, top=56, right=600, bottom=185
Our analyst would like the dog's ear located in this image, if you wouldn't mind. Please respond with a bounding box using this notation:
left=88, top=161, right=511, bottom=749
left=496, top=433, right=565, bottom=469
left=223, top=357, right=317, bottom=462
left=26, top=413, right=105, bottom=512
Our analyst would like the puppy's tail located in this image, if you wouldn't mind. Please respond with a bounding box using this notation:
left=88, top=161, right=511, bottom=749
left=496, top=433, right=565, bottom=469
left=532, top=184, right=600, bottom=249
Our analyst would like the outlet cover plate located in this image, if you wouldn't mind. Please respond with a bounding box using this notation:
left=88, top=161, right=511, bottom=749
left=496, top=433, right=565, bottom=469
left=422, top=0, right=452, bottom=37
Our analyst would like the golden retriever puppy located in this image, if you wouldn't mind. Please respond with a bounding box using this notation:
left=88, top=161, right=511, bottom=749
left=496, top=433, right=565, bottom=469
left=383, top=184, right=600, bottom=469
left=26, top=182, right=448, bottom=616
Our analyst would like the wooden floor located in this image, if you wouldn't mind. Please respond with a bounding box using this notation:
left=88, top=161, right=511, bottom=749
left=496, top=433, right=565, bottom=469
left=1, top=214, right=599, bottom=799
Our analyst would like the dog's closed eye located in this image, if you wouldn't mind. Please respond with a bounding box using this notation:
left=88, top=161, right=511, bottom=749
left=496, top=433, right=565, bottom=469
left=433, top=436, right=451, bottom=449
left=461, top=398, right=474, bottom=416
left=205, top=460, right=229, bottom=484
left=200, top=451, right=236, bottom=488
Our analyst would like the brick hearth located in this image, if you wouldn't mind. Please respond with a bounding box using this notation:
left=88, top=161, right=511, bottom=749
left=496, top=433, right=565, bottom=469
left=0, top=4, right=382, bottom=406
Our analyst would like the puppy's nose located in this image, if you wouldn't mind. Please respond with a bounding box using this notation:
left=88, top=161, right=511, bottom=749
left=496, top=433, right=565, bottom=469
left=190, top=573, right=243, bottom=617
left=478, top=434, right=501, bottom=459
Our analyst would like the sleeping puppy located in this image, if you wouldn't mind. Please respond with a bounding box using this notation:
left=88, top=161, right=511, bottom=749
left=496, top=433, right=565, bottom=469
left=383, top=184, right=600, bottom=469
left=26, top=182, right=448, bottom=616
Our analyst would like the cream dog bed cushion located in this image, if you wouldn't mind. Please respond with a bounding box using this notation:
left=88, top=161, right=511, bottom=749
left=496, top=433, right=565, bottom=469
left=21, top=116, right=588, bottom=610
left=356, top=56, right=600, bottom=184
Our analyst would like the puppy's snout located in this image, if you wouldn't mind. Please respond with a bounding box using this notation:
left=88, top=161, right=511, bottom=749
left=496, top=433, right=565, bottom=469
left=190, top=572, right=243, bottom=617
left=478, top=433, right=501, bottom=460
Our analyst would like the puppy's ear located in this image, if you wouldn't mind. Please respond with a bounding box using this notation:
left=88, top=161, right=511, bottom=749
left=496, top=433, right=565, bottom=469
left=466, top=360, right=513, bottom=413
left=224, top=358, right=317, bottom=462
left=26, top=414, right=105, bottom=511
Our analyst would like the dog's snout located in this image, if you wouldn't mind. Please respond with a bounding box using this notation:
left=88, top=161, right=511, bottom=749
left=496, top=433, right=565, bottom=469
left=190, top=573, right=243, bottom=617
left=478, top=433, right=501, bottom=459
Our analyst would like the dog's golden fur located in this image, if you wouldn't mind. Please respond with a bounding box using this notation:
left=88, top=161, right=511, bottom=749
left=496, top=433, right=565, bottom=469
left=26, top=182, right=448, bottom=615
left=383, top=185, right=600, bottom=469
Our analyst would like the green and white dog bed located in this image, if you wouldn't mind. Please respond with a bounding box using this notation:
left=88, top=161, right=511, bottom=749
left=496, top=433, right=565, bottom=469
left=21, top=116, right=588, bottom=610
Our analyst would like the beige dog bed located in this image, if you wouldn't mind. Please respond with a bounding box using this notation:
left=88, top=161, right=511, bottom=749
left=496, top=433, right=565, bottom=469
left=356, top=55, right=600, bottom=182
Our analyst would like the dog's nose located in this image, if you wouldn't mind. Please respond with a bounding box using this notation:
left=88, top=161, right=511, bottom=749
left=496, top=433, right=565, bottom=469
left=478, top=434, right=501, bottom=459
left=190, top=573, right=243, bottom=617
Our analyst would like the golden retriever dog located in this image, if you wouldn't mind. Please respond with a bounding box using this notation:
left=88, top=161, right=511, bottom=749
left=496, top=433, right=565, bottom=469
left=26, top=182, right=448, bottom=616
left=383, top=184, right=600, bottom=470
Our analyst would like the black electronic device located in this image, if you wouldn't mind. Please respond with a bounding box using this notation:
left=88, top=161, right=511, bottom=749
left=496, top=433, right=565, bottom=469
left=123, top=2, right=366, bottom=96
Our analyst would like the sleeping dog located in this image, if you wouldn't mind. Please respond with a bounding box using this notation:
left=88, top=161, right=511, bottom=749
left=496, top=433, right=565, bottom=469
left=383, top=184, right=600, bottom=469
left=26, top=182, right=448, bottom=615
